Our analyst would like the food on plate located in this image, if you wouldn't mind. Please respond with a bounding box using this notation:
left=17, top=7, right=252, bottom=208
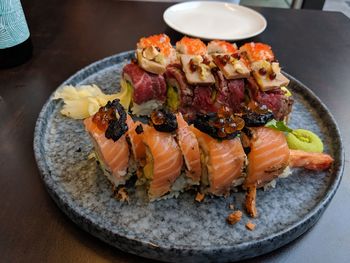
left=54, top=85, right=122, bottom=119
left=289, top=149, right=334, bottom=170
left=192, top=108, right=245, bottom=140
left=212, top=53, right=250, bottom=80
left=207, top=40, right=237, bottom=54
left=122, top=62, right=167, bottom=116
left=76, top=96, right=333, bottom=211
left=246, top=77, right=294, bottom=121
left=139, top=123, right=184, bottom=200
left=117, top=35, right=293, bottom=124
left=286, top=129, right=324, bottom=153
left=165, top=63, right=193, bottom=112
left=245, top=186, right=257, bottom=218
left=190, top=125, right=246, bottom=196
left=180, top=54, right=216, bottom=84
left=243, top=127, right=290, bottom=189
left=250, top=60, right=290, bottom=91
left=136, top=34, right=177, bottom=74
left=195, top=192, right=205, bottom=202
left=54, top=34, right=335, bottom=220
left=176, top=113, right=202, bottom=184
left=84, top=100, right=132, bottom=187
left=126, top=116, right=146, bottom=172
left=239, top=42, right=292, bottom=121
left=226, top=210, right=242, bottom=225
left=176, top=36, right=207, bottom=55
left=239, top=42, right=274, bottom=63
left=245, top=221, right=256, bottom=231
left=115, top=187, right=129, bottom=203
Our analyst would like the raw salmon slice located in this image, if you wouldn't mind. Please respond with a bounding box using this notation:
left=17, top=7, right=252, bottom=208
left=142, top=125, right=183, bottom=199
left=126, top=116, right=146, bottom=165
left=176, top=113, right=201, bottom=183
left=84, top=117, right=130, bottom=186
left=190, top=126, right=246, bottom=196
left=244, top=127, right=290, bottom=188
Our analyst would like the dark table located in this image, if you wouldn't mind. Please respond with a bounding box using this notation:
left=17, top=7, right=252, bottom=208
left=1, top=0, right=349, bottom=262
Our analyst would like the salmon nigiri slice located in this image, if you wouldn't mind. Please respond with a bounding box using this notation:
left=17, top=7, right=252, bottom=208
left=142, top=125, right=183, bottom=200
left=176, top=113, right=201, bottom=184
left=244, top=127, right=290, bottom=189
left=190, top=126, right=246, bottom=196
left=84, top=117, right=130, bottom=186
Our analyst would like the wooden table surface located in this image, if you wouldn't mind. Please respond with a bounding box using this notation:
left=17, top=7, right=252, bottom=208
left=1, top=0, right=349, bottom=262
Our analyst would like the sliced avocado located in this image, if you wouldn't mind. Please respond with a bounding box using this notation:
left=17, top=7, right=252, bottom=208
left=211, top=88, right=217, bottom=102
left=118, top=79, right=133, bottom=110
left=286, top=129, right=323, bottom=153
left=166, top=84, right=180, bottom=111
left=281, top=86, right=292, bottom=97
left=143, top=147, right=154, bottom=180
left=200, top=149, right=209, bottom=186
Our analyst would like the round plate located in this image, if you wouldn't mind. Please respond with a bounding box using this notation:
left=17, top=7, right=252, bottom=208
left=34, top=51, right=344, bottom=262
left=163, top=1, right=267, bottom=40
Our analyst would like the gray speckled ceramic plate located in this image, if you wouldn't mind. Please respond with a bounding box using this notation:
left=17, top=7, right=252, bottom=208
left=34, top=51, right=344, bottom=262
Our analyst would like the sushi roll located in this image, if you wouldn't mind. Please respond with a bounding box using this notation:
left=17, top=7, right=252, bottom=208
left=238, top=42, right=293, bottom=121
left=243, top=127, right=290, bottom=189
left=139, top=124, right=184, bottom=200
left=190, top=126, right=246, bottom=196
left=121, top=34, right=177, bottom=116
left=176, top=113, right=201, bottom=185
left=240, top=42, right=289, bottom=91
left=121, top=62, right=167, bottom=116
left=84, top=100, right=133, bottom=187
left=136, top=33, right=177, bottom=75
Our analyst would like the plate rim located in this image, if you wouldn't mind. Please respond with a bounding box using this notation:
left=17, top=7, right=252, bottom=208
left=163, top=1, right=267, bottom=41
left=33, top=50, right=345, bottom=261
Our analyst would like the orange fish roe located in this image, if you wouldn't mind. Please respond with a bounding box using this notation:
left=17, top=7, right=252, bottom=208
left=138, top=34, right=172, bottom=56
left=240, top=42, right=275, bottom=62
left=211, top=40, right=237, bottom=53
left=177, top=36, right=207, bottom=55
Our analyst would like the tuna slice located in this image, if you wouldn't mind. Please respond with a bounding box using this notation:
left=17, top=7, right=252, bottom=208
left=214, top=70, right=245, bottom=112
left=122, top=63, right=166, bottom=104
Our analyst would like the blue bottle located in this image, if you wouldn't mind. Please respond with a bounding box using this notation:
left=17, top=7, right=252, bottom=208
left=0, top=0, right=32, bottom=68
